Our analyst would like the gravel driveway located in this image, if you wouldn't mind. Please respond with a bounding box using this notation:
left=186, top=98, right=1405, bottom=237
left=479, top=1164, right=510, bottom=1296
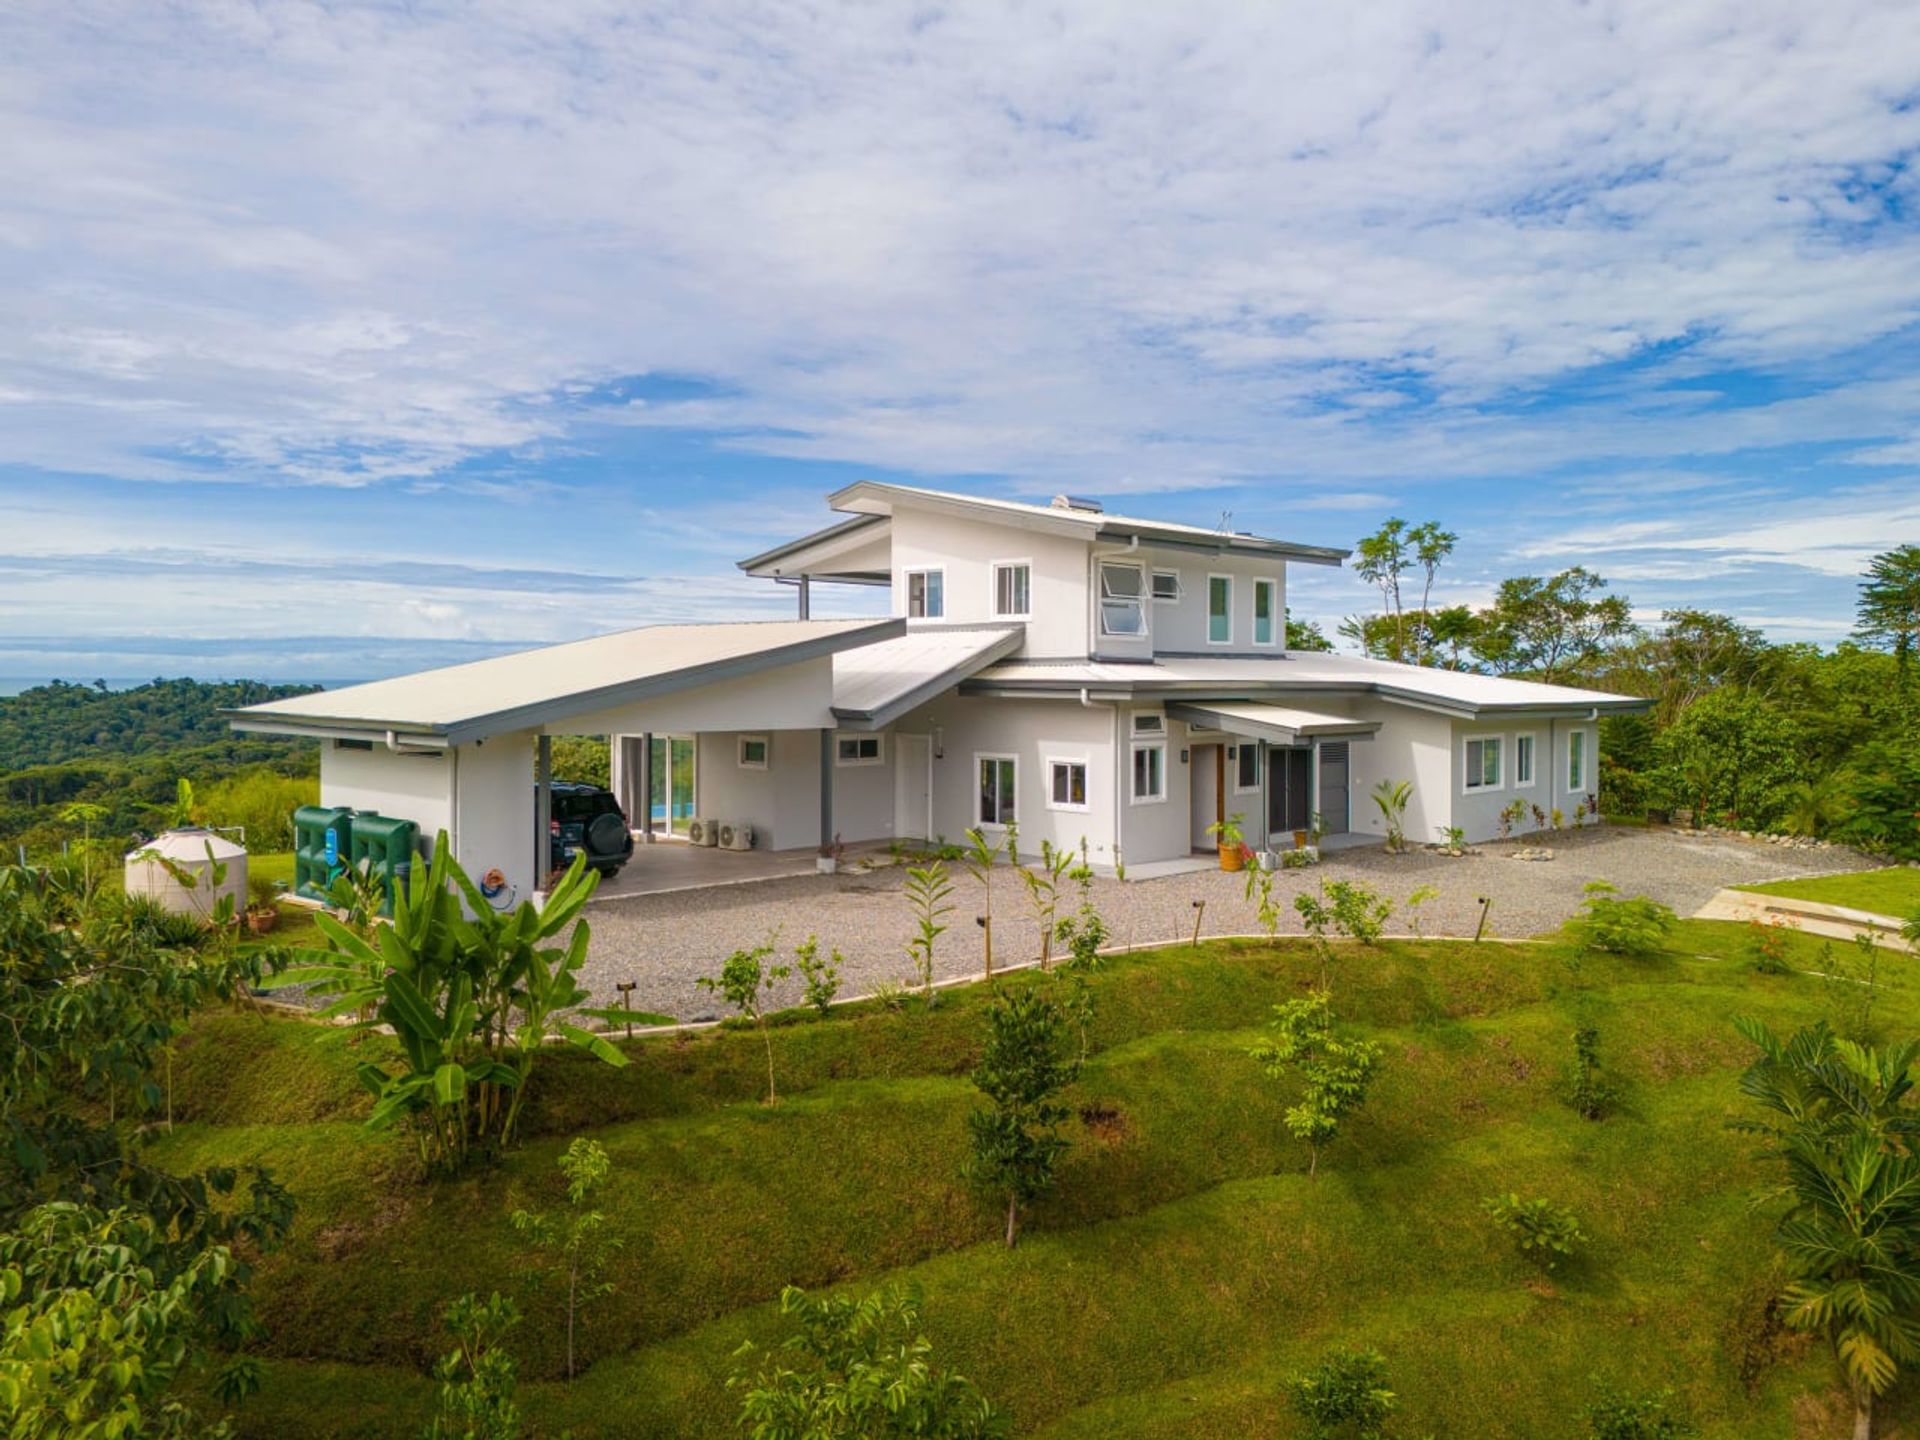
left=575, top=826, right=1877, bottom=1024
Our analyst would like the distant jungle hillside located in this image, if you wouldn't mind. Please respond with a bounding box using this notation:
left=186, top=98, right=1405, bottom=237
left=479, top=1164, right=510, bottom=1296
left=0, top=678, right=323, bottom=857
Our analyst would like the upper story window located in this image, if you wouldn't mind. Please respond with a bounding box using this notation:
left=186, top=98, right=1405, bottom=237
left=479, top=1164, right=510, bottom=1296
left=905, top=568, right=944, bottom=619
left=1253, top=579, right=1277, bottom=646
left=1208, top=576, right=1233, bottom=644
left=993, top=562, right=1031, bottom=619
left=1151, top=570, right=1181, bottom=601
left=1098, top=562, right=1147, bottom=637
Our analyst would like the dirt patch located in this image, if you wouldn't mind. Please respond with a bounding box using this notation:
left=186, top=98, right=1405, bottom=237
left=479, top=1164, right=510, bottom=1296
left=311, top=1192, right=412, bottom=1261
left=1079, top=1102, right=1130, bottom=1144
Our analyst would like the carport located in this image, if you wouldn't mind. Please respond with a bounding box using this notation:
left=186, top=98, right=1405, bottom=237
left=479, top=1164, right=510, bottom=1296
left=226, top=618, right=904, bottom=908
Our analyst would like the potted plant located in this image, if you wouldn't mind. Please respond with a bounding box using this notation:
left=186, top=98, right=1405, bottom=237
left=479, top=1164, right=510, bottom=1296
left=1205, top=814, right=1247, bottom=872
left=244, top=873, right=280, bottom=935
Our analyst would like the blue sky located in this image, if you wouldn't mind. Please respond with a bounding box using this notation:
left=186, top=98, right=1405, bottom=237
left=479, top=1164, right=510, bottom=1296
left=3, top=1, right=1920, bottom=682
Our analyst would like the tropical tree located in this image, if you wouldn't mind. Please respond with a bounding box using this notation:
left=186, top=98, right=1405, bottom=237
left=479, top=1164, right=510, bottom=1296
left=1408, top=520, right=1458, bottom=663
left=904, top=860, right=956, bottom=1006
left=1370, top=779, right=1412, bottom=852
left=698, top=939, right=790, bottom=1104
left=1856, top=544, right=1920, bottom=678
left=1354, top=518, right=1414, bottom=661
left=728, top=1284, right=1004, bottom=1438
left=1653, top=689, right=1801, bottom=827
left=960, top=827, right=1002, bottom=980
left=966, top=986, right=1078, bottom=1246
left=1287, top=612, right=1335, bottom=651
left=425, top=1292, right=523, bottom=1440
left=1249, top=993, right=1382, bottom=1178
left=1470, top=566, right=1635, bottom=681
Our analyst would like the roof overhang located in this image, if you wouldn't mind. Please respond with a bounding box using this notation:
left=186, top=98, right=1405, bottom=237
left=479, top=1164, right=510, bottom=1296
left=1167, top=701, right=1382, bottom=745
left=736, top=513, right=891, bottom=584
left=225, top=618, right=907, bottom=746
left=831, top=626, right=1027, bottom=731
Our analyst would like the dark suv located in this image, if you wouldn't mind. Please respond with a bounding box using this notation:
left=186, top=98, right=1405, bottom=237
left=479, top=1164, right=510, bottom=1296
left=545, top=781, right=634, bottom=878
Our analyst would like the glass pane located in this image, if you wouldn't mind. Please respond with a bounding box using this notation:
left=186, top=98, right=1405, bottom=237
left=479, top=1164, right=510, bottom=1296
left=1100, top=600, right=1145, bottom=635
left=1152, top=571, right=1179, bottom=599
left=1209, top=578, right=1230, bottom=641
left=1101, top=564, right=1143, bottom=598
left=649, top=736, right=667, bottom=822
left=926, top=571, right=943, bottom=616
left=1465, top=740, right=1482, bottom=787
left=1070, top=765, right=1085, bottom=805
left=1483, top=740, right=1500, bottom=788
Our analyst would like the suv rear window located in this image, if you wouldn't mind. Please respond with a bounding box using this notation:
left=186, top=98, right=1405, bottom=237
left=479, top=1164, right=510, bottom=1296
left=554, top=790, right=619, bottom=822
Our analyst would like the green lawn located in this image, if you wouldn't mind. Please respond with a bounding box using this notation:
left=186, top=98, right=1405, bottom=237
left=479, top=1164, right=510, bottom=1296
left=160, top=919, right=1917, bottom=1439
left=1736, top=865, right=1920, bottom=921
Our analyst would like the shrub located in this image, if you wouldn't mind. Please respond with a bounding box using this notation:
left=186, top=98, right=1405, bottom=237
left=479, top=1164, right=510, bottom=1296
left=1581, top=1384, right=1696, bottom=1439
left=1741, top=918, right=1796, bottom=975
left=1249, top=993, right=1382, bottom=1178
left=1371, top=779, right=1412, bottom=852
left=1562, top=1023, right=1618, bottom=1120
left=193, top=767, right=316, bottom=853
left=698, top=938, right=790, bottom=1104
left=1482, top=1192, right=1587, bottom=1270
left=425, top=1292, right=522, bottom=1440
left=792, top=935, right=842, bottom=1017
left=1564, top=881, right=1676, bottom=957
left=1287, top=1347, right=1397, bottom=1439
left=966, top=986, right=1078, bottom=1246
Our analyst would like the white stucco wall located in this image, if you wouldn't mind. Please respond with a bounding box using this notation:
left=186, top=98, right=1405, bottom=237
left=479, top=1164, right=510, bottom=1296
left=320, top=741, right=454, bottom=844
left=1446, top=716, right=1603, bottom=844
left=1136, top=547, right=1290, bottom=658
left=565, top=655, right=837, bottom=736
left=888, top=507, right=1089, bottom=658
left=1344, top=703, right=1453, bottom=848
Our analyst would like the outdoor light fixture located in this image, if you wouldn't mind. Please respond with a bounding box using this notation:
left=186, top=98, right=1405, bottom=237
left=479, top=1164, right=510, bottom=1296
left=1180, top=748, right=1190, bottom=764
left=932, top=726, right=945, bottom=759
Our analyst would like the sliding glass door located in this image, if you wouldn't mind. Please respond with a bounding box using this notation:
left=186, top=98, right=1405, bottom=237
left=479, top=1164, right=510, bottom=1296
left=647, top=735, right=696, bottom=835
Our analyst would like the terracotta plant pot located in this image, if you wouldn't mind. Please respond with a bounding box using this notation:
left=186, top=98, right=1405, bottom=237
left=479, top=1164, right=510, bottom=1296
left=1218, top=843, right=1245, bottom=873
left=245, top=906, right=279, bottom=935
left=1292, top=828, right=1309, bottom=850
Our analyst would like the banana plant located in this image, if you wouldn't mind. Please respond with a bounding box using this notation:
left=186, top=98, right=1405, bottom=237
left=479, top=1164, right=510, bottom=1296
left=283, top=831, right=632, bottom=1173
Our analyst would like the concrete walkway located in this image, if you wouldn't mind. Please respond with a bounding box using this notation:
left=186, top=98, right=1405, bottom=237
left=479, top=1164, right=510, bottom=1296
left=1695, top=886, right=1913, bottom=950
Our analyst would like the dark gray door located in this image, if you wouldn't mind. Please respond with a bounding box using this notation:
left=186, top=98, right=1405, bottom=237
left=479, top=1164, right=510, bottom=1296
left=1266, top=748, right=1313, bottom=836
left=1318, top=742, right=1350, bottom=835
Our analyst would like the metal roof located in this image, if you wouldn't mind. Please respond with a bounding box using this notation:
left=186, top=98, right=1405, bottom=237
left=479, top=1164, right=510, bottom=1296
left=821, top=480, right=1351, bottom=565
left=225, top=618, right=905, bottom=745
left=1167, top=701, right=1382, bottom=745
left=736, top=513, right=892, bottom=581
left=968, top=651, right=1647, bottom=718
left=831, top=625, right=1026, bottom=730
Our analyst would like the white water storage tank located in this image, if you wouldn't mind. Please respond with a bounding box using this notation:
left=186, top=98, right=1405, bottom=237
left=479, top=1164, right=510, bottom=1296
left=124, top=828, right=249, bottom=924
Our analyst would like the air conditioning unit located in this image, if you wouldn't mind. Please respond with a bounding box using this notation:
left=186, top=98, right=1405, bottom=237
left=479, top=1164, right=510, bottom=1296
left=720, top=822, right=755, bottom=852
left=687, top=817, right=720, bottom=847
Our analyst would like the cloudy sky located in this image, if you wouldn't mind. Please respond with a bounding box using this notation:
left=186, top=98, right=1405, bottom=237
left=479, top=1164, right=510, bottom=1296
left=3, top=1, right=1920, bottom=682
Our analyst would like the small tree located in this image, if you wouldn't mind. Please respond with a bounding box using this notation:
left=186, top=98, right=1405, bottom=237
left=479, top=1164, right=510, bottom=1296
left=1053, top=862, right=1108, bottom=1062
left=1482, top=1192, right=1588, bottom=1271
left=966, top=986, right=1078, bottom=1246
left=904, top=861, right=955, bottom=1007
left=961, top=827, right=1002, bottom=981
left=1562, top=1023, right=1617, bottom=1120
left=1371, top=780, right=1412, bottom=852
left=1019, top=841, right=1074, bottom=968
left=1564, top=881, right=1676, bottom=957
left=425, top=1291, right=522, bottom=1440
left=509, top=1139, right=621, bottom=1381
left=1404, top=884, right=1440, bottom=939
left=1288, top=1346, right=1398, bottom=1439
left=698, top=938, right=790, bottom=1103
left=1249, top=993, right=1381, bottom=1178
left=792, top=935, right=842, bottom=1017
left=728, top=1284, right=1003, bottom=1438
left=1328, top=879, right=1392, bottom=946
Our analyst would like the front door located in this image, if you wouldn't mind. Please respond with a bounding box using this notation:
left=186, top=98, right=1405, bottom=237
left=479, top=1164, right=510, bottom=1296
left=894, top=733, right=931, bottom=841
left=1190, top=743, right=1222, bottom=850
left=1318, top=742, right=1351, bottom=835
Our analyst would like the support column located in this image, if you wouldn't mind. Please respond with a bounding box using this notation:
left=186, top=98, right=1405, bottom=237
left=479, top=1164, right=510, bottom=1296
left=819, top=729, right=834, bottom=852
left=640, top=732, right=655, bottom=843
left=797, top=574, right=811, bottom=620
left=534, top=733, right=552, bottom=888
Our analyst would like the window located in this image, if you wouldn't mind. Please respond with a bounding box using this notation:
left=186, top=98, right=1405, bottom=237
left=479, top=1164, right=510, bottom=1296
left=905, top=568, right=944, bottom=619
left=1208, top=575, right=1232, bottom=644
left=1099, top=562, right=1147, bottom=636
left=1464, top=736, right=1502, bottom=791
left=1132, top=712, right=1165, bottom=735
left=1048, top=758, right=1089, bottom=811
left=836, top=735, right=883, bottom=767
left=334, top=738, right=373, bottom=751
left=1234, top=743, right=1261, bottom=793
left=738, top=735, right=769, bottom=770
left=1131, top=743, right=1167, bottom=803
left=1514, top=733, right=1535, bottom=787
left=978, top=755, right=1017, bottom=825
left=1151, top=569, right=1182, bottom=601
left=993, top=562, right=1031, bottom=618
left=1568, top=730, right=1587, bottom=791
left=1252, top=578, right=1277, bottom=645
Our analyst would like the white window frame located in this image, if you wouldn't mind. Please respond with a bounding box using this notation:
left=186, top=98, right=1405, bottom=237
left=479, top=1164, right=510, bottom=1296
left=1097, top=560, right=1149, bottom=638
left=1132, top=711, right=1166, bottom=736
left=835, top=733, right=884, bottom=768
left=1130, top=741, right=1168, bottom=805
left=1462, top=733, right=1504, bottom=793
left=976, top=753, right=1019, bottom=827
left=1045, top=756, right=1091, bottom=813
left=1151, top=569, right=1182, bottom=602
left=903, top=566, right=945, bottom=620
left=1232, top=742, right=1261, bottom=795
left=991, top=560, right=1032, bottom=620
left=1513, top=731, right=1537, bottom=788
left=1568, top=729, right=1588, bottom=792
left=737, top=735, right=770, bottom=771
left=1251, top=578, right=1278, bottom=647
left=1207, top=574, right=1234, bottom=645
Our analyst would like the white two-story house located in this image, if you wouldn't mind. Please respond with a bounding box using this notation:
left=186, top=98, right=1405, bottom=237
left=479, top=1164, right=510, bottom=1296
left=231, top=481, right=1645, bottom=899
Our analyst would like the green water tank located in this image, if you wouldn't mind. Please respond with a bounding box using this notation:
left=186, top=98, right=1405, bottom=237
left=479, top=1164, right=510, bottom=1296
left=349, top=811, right=418, bottom=916
left=292, top=805, right=353, bottom=902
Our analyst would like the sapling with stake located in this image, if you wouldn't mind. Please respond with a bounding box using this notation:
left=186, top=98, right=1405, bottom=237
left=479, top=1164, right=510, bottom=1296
left=696, top=937, right=790, bottom=1103
left=904, top=860, right=955, bottom=1006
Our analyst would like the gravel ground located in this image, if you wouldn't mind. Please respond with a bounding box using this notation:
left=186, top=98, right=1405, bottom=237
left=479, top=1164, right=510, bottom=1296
left=574, top=825, right=1877, bottom=1024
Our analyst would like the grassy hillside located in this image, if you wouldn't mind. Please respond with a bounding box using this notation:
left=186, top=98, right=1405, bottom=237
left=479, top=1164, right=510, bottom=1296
left=1737, top=866, right=1920, bottom=920
left=162, top=920, right=1915, bottom=1438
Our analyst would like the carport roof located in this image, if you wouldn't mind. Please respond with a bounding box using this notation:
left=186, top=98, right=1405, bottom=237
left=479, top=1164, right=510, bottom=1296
left=1167, top=701, right=1381, bottom=746
left=224, top=618, right=905, bottom=745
